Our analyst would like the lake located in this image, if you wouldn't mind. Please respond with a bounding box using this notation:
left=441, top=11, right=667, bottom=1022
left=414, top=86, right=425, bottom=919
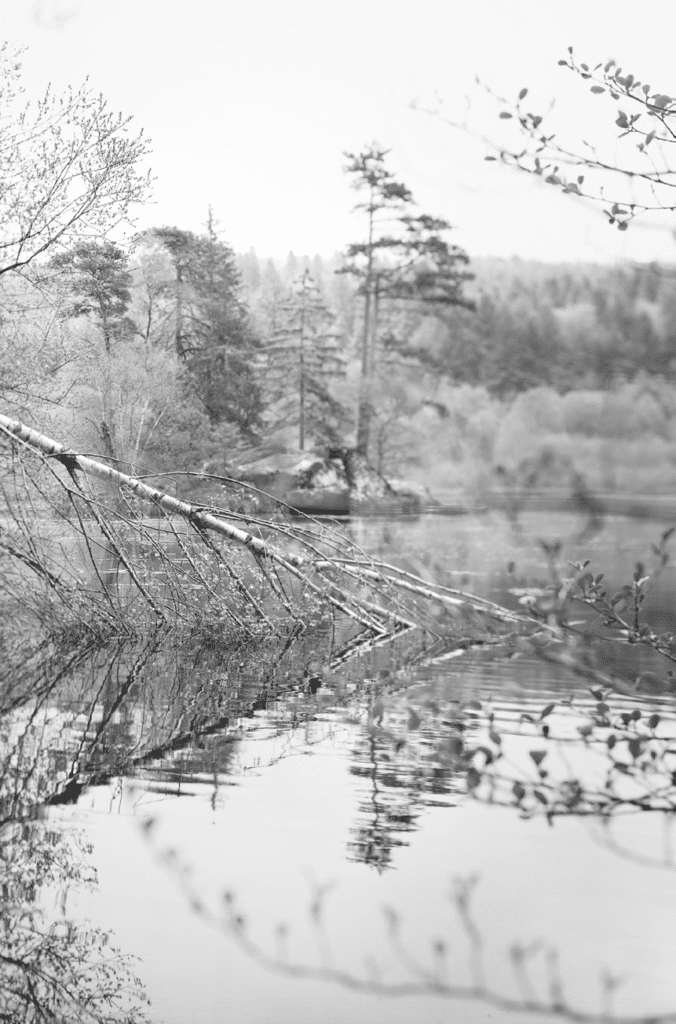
left=3, top=507, right=676, bottom=1024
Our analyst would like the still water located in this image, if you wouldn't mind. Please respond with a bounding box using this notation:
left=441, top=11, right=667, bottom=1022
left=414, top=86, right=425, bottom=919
left=3, top=509, right=676, bottom=1024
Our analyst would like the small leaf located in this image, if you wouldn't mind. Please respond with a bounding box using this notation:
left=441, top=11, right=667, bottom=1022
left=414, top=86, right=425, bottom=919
left=464, top=700, right=482, bottom=711
left=499, top=111, right=513, bottom=119
left=590, top=86, right=605, bottom=94
left=512, top=781, right=526, bottom=801
left=648, top=714, right=660, bottom=729
left=529, top=750, right=547, bottom=767
left=466, top=767, right=482, bottom=790
left=628, top=738, right=642, bottom=759
left=533, top=789, right=548, bottom=805
left=489, top=729, right=502, bottom=746
left=607, top=734, right=616, bottom=750
left=540, top=703, right=556, bottom=720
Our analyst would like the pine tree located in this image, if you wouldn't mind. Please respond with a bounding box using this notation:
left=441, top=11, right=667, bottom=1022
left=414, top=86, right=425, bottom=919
left=340, top=144, right=474, bottom=456
left=49, top=241, right=133, bottom=354
left=152, top=216, right=262, bottom=436
left=49, top=240, right=135, bottom=462
left=260, top=270, right=347, bottom=450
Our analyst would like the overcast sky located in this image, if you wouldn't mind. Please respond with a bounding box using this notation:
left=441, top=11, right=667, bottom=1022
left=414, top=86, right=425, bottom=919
left=4, top=0, right=676, bottom=263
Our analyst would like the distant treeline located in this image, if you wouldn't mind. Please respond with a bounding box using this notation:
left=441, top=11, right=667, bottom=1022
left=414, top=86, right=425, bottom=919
left=236, top=250, right=676, bottom=395
left=4, top=222, right=676, bottom=500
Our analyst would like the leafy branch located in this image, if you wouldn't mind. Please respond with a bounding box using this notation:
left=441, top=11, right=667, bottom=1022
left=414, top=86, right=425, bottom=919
left=419, top=47, right=676, bottom=231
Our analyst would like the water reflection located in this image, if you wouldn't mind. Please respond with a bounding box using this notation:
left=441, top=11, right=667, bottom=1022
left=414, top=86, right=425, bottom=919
left=0, top=641, right=152, bottom=1022
left=0, top=818, right=149, bottom=1023
left=3, top=514, right=676, bottom=1021
left=349, top=509, right=676, bottom=630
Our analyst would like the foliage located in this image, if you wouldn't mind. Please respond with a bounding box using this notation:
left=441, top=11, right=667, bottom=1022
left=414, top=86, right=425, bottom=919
left=475, top=50, right=676, bottom=231
left=79, top=338, right=192, bottom=474
left=49, top=241, right=134, bottom=354
left=340, top=143, right=474, bottom=455
left=0, top=43, right=151, bottom=278
left=0, top=651, right=151, bottom=1022
left=0, top=271, right=78, bottom=408
left=151, top=218, right=262, bottom=436
left=258, top=270, right=348, bottom=450
left=0, top=822, right=149, bottom=1023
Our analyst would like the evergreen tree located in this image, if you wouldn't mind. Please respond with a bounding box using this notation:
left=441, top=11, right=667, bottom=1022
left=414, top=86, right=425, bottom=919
left=49, top=241, right=133, bottom=354
left=152, top=216, right=262, bottom=436
left=340, top=144, right=474, bottom=456
left=49, top=240, right=135, bottom=461
left=260, top=270, right=347, bottom=449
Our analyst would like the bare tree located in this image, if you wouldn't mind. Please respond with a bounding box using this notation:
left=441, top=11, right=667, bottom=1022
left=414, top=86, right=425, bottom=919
left=0, top=42, right=152, bottom=279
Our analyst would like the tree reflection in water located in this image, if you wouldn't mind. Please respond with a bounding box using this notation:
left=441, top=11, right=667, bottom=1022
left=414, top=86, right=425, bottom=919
left=3, top=624, right=676, bottom=1022
left=0, top=820, right=149, bottom=1023
left=0, top=630, right=348, bottom=1021
left=137, top=641, right=676, bottom=1023
left=0, top=643, right=152, bottom=1022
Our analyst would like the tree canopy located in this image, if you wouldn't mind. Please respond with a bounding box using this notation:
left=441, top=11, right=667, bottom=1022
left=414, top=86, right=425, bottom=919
left=340, top=143, right=474, bottom=455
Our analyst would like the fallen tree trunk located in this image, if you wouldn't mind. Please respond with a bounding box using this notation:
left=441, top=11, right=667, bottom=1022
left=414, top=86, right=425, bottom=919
left=0, top=414, right=295, bottom=564
left=0, top=414, right=534, bottom=650
left=0, top=415, right=423, bottom=636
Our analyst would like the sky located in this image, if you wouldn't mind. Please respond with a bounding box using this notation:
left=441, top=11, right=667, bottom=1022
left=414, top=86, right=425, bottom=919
left=4, top=0, right=676, bottom=264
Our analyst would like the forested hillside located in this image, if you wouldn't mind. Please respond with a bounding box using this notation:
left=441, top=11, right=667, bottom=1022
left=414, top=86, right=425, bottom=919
left=4, top=224, right=676, bottom=500
left=1, top=54, right=671, bottom=508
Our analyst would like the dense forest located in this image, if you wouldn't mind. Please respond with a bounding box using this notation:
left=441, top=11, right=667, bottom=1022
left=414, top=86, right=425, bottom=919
left=2, top=82, right=676, bottom=505
left=5, top=215, right=676, bottom=501
left=1, top=42, right=674, bottom=507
